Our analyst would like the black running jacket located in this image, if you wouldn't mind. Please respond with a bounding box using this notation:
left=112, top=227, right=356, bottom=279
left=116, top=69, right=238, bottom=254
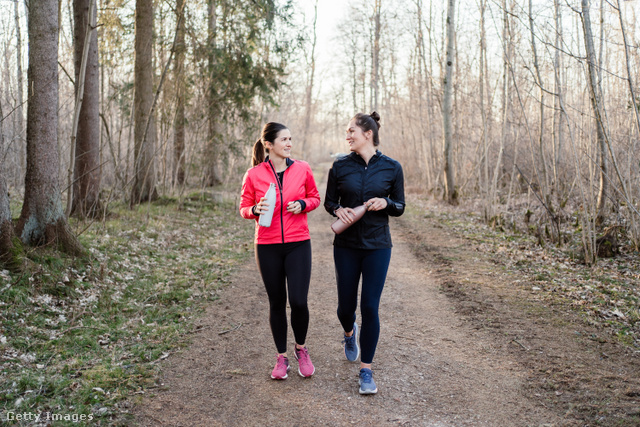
left=324, top=151, right=405, bottom=249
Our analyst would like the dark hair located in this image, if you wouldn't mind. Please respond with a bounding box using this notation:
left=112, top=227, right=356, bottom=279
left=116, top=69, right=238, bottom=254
left=252, top=122, right=288, bottom=166
left=352, top=111, right=381, bottom=146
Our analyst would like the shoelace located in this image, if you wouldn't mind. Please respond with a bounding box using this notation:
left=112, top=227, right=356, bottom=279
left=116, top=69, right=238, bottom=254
left=360, top=370, right=372, bottom=382
left=276, top=356, right=288, bottom=369
left=342, top=334, right=355, bottom=345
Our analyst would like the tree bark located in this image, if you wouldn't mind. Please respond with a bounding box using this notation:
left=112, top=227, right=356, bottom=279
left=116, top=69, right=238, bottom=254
left=205, top=0, right=222, bottom=187
left=529, top=0, right=549, bottom=201
left=301, top=0, right=318, bottom=159
left=552, top=0, right=564, bottom=192
left=131, top=0, right=158, bottom=205
left=499, top=0, right=512, bottom=211
left=14, top=0, right=25, bottom=186
left=371, top=0, right=381, bottom=112
left=479, top=0, right=489, bottom=218
left=0, top=94, right=17, bottom=269
left=616, top=0, right=640, bottom=247
left=173, top=0, right=186, bottom=185
left=580, top=0, right=608, bottom=223
left=442, top=0, right=457, bottom=204
left=16, top=0, right=83, bottom=255
left=71, top=0, right=101, bottom=217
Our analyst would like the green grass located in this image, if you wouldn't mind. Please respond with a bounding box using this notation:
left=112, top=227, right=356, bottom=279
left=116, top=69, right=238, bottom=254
left=0, top=191, right=252, bottom=425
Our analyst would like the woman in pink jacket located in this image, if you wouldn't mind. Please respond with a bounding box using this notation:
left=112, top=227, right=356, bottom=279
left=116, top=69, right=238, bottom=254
left=239, top=122, right=320, bottom=380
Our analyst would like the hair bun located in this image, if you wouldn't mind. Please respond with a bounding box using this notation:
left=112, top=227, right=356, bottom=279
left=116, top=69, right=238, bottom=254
left=370, top=111, right=381, bottom=128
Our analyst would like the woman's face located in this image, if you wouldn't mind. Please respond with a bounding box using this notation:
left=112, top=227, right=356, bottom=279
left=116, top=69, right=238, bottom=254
left=267, top=129, right=292, bottom=160
left=345, top=119, right=373, bottom=153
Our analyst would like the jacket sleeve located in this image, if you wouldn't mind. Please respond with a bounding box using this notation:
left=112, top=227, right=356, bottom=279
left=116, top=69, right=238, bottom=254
left=300, top=164, right=321, bottom=213
left=383, top=162, right=405, bottom=217
left=239, top=170, right=259, bottom=219
left=324, top=162, right=341, bottom=216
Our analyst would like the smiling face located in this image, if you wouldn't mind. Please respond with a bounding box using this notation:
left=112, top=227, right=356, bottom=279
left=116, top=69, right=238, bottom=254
left=266, top=128, right=292, bottom=160
left=345, top=119, right=373, bottom=153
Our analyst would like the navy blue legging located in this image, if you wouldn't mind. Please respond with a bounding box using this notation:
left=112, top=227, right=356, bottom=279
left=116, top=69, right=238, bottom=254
left=334, top=246, right=392, bottom=364
left=256, top=240, right=312, bottom=354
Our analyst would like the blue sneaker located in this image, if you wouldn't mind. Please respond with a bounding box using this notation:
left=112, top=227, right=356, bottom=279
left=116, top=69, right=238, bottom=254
left=359, top=368, right=378, bottom=394
left=342, top=323, right=360, bottom=362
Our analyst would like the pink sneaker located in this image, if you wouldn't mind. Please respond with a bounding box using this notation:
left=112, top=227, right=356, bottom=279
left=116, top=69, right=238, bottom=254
left=294, top=346, right=315, bottom=378
left=271, top=355, right=290, bottom=380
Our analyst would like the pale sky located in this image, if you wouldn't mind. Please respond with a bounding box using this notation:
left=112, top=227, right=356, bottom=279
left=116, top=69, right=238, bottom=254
left=296, top=0, right=349, bottom=99
left=299, top=0, right=348, bottom=67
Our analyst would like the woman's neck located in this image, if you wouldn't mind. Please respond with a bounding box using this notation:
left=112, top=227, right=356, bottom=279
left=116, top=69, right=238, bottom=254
left=356, top=146, right=377, bottom=165
left=270, top=156, right=288, bottom=172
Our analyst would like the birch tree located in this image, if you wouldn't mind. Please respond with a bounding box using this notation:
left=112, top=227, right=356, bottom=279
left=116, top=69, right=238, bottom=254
left=442, top=0, right=457, bottom=204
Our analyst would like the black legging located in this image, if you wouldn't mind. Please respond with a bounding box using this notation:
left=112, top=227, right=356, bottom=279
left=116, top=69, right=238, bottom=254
left=334, top=246, right=391, bottom=364
left=256, top=240, right=312, bottom=354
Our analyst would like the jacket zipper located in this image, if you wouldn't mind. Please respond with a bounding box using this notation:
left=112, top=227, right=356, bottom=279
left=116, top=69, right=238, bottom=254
left=268, top=160, right=286, bottom=244
left=359, top=159, right=369, bottom=248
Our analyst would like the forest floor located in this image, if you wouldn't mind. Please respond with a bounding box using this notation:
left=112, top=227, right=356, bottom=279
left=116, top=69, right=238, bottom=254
left=129, top=166, right=640, bottom=426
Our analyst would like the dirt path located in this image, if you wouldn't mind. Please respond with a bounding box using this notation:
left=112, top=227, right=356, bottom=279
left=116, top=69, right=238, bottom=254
left=132, top=198, right=563, bottom=426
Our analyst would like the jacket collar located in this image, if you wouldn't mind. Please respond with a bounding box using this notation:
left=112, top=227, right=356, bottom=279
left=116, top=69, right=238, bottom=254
left=264, top=156, right=294, bottom=167
left=350, top=150, right=381, bottom=165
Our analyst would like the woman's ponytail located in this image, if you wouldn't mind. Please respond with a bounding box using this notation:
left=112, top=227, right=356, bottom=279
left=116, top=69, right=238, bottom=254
left=252, top=139, right=265, bottom=167
left=252, top=122, right=288, bottom=166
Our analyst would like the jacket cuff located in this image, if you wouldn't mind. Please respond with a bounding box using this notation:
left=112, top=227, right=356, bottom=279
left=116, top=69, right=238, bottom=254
left=296, top=200, right=307, bottom=212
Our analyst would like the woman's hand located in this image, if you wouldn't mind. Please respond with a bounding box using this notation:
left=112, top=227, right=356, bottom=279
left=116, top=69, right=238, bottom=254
left=365, top=197, right=388, bottom=211
left=335, top=206, right=358, bottom=224
left=286, top=201, right=302, bottom=214
left=254, top=197, right=268, bottom=215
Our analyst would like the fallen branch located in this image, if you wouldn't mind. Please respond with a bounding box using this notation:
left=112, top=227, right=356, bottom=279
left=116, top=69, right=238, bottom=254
left=218, top=323, right=243, bottom=335
left=511, top=338, right=529, bottom=351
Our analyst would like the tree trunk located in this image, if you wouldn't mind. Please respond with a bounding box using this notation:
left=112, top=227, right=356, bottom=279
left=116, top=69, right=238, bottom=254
left=552, top=0, right=564, bottom=193
left=71, top=0, right=101, bottom=217
left=616, top=0, right=640, bottom=248
left=205, top=0, right=222, bottom=187
left=442, top=0, right=457, bottom=204
left=580, top=0, right=608, bottom=223
left=15, top=0, right=25, bottom=188
left=479, top=0, right=489, bottom=218
left=499, top=0, right=512, bottom=210
left=173, top=0, right=186, bottom=186
left=529, top=0, right=549, bottom=202
left=301, top=0, right=318, bottom=159
left=131, top=0, right=158, bottom=205
left=371, top=0, right=381, bottom=112
left=0, top=95, right=17, bottom=269
left=17, top=0, right=83, bottom=255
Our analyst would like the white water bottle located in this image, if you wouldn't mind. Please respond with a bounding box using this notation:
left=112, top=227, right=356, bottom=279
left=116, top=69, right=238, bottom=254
left=258, top=183, right=277, bottom=227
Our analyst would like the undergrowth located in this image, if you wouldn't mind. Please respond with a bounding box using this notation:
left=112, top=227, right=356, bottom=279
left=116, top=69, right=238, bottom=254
left=408, top=196, right=640, bottom=349
left=0, top=191, right=252, bottom=425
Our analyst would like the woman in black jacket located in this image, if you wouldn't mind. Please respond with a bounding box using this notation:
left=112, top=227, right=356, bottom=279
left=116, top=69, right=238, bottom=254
left=324, top=111, right=405, bottom=394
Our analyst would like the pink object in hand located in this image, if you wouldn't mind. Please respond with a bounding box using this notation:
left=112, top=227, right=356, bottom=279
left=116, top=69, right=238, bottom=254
left=331, top=204, right=368, bottom=234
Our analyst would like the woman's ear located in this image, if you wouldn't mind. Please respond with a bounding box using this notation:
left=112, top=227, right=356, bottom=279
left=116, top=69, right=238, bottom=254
left=365, top=130, right=373, bottom=141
